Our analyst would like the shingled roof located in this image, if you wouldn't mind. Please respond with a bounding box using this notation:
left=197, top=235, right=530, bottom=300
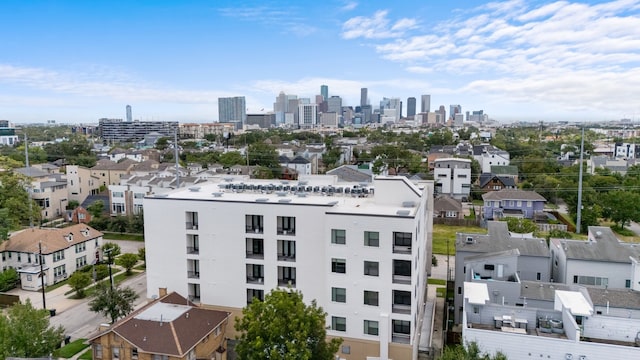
left=482, top=189, right=546, bottom=202
left=1, top=224, right=103, bottom=254
left=89, top=292, right=230, bottom=357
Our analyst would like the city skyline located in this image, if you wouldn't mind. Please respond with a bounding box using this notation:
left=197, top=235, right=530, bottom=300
left=1, top=0, right=640, bottom=123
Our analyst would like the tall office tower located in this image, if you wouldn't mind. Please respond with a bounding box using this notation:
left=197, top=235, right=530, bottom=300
left=421, top=95, right=431, bottom=113
left=287, top=97, right=300, bottom=126
left=126, top=105, right=132, bottom=122
left=438, top=105, right=446, bottom=124
left=327, top=96, right=342, bottom=114
left=274, top=92, right=287, bottom=124
left=361, top=105, right=372, bottom=123
left=342, top=106, right=354, bottom=125
left=298, top=103, right=318, bottom=129
left=360, top=88, right=368, bottom=107
left=449, top=104, right=462, bottom=121
left=143, top=176, right=434, bottom=360
left=380, top=97, right=401, bottom=122
left=218, top=96, right=247, bottom=131
left=407, top=97, right=416, bottom=118
left=321, top=85, right=328, bottom=101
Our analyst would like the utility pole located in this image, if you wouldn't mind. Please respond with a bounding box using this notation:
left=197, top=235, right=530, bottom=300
left=39, top=241, right=46, bottom=310
left=576, top=126, right=585, bottom=234
left=105, top=248, right=114, bottom=291
left=174, top=130, right=180, bottom=189
left=25, top=134, right=33, bottom=228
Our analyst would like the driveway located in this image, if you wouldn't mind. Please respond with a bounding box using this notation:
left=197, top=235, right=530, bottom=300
left=628, top=221, right=640, bottom=236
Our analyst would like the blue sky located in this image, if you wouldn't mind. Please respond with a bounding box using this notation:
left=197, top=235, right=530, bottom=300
left=1, top=0, right=640, bottom=123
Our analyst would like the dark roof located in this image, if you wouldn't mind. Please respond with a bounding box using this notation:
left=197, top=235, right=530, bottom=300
left=456, top=221, right=550, bottom=257
left=326, top=165, right=373, bottom=183
left=290, top=155, right=310, bottom=164
left=14, top=167, right=50, bottom=178
left=479, top=174, right=516, bottom=188
left=482, top=189, right=546, bottom=201
left=553, top=226, right=640, bottom=263
left=91, top=292, right=230, bottom=357
left=434, top=195, right=462, bottom=212
left=490, top=165, right=518, bottom=176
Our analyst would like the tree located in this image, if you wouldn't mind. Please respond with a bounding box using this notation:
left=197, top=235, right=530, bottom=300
left=0, top=268, right=19, bottom=292
left=66, top=200, right=80, bottom=210
left=89, top=283, right=139, bottom=324
left=219, top=151, right=246, bottom=168
left=440, top=342, right=507, bottom=360
left=601, top=190, right=640, bottom=228
left=116, top=253, right=138, bottom=275
left=503, top=218, right=537, bottom=234
left=87, top=200, right=105, bottom=218
left=68, top=271, right=92, bottom=298
left=0, top=299, right=64, bottom=359
left=235, top=288, right=342, bottom=360
left=102, top=242, right=122, bottom=259
left=138, top=247, right=146, bottom=268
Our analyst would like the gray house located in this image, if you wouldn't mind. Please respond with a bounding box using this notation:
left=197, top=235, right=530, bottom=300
left=550, top=226, right=640, bottom=290
left=482, top=189, right=546, bottom=220
left=454, top=221, right=551, bottom=323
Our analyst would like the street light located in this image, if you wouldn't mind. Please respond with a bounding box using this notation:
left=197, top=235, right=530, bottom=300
left=104, top=248, right=114, bottom=291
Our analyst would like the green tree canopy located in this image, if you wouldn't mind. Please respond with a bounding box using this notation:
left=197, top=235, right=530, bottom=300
left=89, top=283, right=139, bottom=324
left=102, top=242, right=122, bottom=260
left=441, top=342, right=507, bottom=360
left=235, top=288, right=342, bottom=360
left=68, top=271, right=92, bottom=298
left=0, top=299, right=65, bottom=359
left=601, top=190, right=640, bottom=228
left=116, top=253, right=138, bottom=275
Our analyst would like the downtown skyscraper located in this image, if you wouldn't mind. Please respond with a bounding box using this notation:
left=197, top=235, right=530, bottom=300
left=218, top=96, right=246, bottom=130
left=421, top=95, right=431, bottom=113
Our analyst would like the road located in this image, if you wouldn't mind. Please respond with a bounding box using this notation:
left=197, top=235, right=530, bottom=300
left=49, top=273, right=148, bottom=341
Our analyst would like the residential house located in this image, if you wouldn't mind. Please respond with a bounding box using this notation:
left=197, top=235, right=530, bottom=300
left=473, top=145, right=510, bottom=173
left=143, top=176, right=434, bottom=360
left=454, top=221, right=551, bottom=323
left=433, top=158, right=471, bottom=200
left=482, top=189, right=547, bottom=220
left=489, top=165, right=518, bottom=182
left=479, top=174, right=517, bottom=192
left=66, top=165, right=101, bottom=204
left=0, top=224, right=103, bottom=290
left=433, top=195, right=463, bottom=218
left=68, top=206, right=92, bottom=224
left=15, top=166, right=68, bottom=220
left=109, top=184, right=151, bottom=216
left=88, top=291, right=231, bottom=360
left=326, top=165, right=373, bottom=183
left=279, top=155, right=312, bottom=176
left=550, top=226, right=640, bottom=290
left=90, top=159, right=138, bottom=187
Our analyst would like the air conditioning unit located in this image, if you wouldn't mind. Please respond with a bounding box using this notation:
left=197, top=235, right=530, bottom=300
left=466, top=236, right=474, bottom=244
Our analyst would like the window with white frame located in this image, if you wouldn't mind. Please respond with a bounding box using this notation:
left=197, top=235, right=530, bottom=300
left=94, top=344, right=103, bottom=359
left=331, top=287, right=346, bottom=303
left=331, top=316, right=346, bottom=332
left=331, top=258, right=346, bottom=274
left=364, top=261, right=379, bottom=276
left=364, top=320, right=379, bottom=335
left=75, top=242, right=86, bottom=253
left=331, top=229, right=346, bottom=244
left=54, top=265, right=66, bottom=277
left=364, top=290, right=379, bottom=306
left=364, top=231, right=379, bottom=247
left=112, top=192, right=124, bottom=198
left=76, top=256, right=87, bottom=268
left=53, top=250, right=65, bottom=262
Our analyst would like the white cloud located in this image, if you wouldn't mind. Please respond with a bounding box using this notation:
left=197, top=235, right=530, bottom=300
left=340, top=1, right=358, bottom=11
left=342, top=10, right=418, bottom=39
left=218, top=5, right=317, bottom=36
left=342, top=1, right=640, bottom=116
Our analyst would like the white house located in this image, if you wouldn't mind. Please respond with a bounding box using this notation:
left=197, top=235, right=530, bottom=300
left=473, top=145, right=510, bottom=173
left=143, top=176, right=434, bottom=360
left=0, top=224, right=103, bottom=291
left=108, top=184, right=151, bottom=216
left=433, top=158, right=471, bottom=200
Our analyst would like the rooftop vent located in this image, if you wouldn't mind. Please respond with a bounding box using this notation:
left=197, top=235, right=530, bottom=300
left=595, top=231, right=602, bottom=238
left=466, top=236, right=474, bottom=244
left=276, top=192, right=287, bottom=197
left=327, top=201, right=338, bottom=206
left=255, top=198, right=269, bottom=202
left=396, top=210, right=411, bottom=216
left=155, top=194, right=168, bottom=198
left=402, top=201, right=416, bottom=208
left=298, top=180, right=308, bottom=185
left=211, top=192, right=223, bottom=197
left=278, top=199, right=292, bottom=203
left=297, top=193, right=307, bottom=198
left=188, top=187, right=200, bottom=192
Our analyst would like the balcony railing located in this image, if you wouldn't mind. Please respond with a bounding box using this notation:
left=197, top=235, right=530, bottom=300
left=277, top=253, right=296, bottom=261
left=393, top=245, right=412, bottom=254
left=187, top=271, right=200, bottom=279
left=246, top=251, right=264, bottom=259
left=186, top=222, right=199, bottom=230
left=277, top=228, right=295, bottom=236
left=392, top=274, right=411, bottom=284
left=187, top=247, right=199, bottom=254
left=391, top=333, right=410, bottom=344
left=278, top=279, right=296, bottom=287
left=246, top=276, right=264, bottom=284
left=392, top=303, right=411, bottom=314
left=246, top=227, right=263, bottom=234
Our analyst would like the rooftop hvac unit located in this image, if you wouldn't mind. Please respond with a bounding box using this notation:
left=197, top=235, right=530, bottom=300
left=466, top=236, right=474, bottom=244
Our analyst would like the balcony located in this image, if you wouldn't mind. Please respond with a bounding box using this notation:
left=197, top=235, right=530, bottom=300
left=246, top=276, right=264, bottom=284
left=277, top=228, right=295, bottom=236
left=393, top=245, right=412, bottom=254
left=278, top=278, right=296, bottom=287
left=187, top=271, right=200, bottom=279
left=392, top=333, right=410, bottom=344
left=246, top=250, right=264, bottom=260
left=277, top=253, right=296, bottom=262
left=185, top=222, right=199, bottom=230
left=246, top=226, right=263, bottom=234
left=392, top=303, right=411, bottom=314
left=392, top=274, right=411, bottom=285
left=187, top=246, right=199, bottom=255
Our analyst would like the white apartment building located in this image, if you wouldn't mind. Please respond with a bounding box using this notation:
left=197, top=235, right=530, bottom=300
left=0, top=224, right=103, bottom=291
left=109, top=184, right=151, bottom=216
left=433, top=158, right=472, bottom=200
left=144, top=176, right=434, bottom=360
left=66, top=165, right=100, bottom=204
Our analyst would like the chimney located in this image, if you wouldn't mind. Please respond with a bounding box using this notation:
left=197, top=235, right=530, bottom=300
left=159, top=287, right=167, bottom=297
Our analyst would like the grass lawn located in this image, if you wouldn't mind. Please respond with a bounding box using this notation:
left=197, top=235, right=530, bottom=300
left=432, top=224, right=487, bottom=255
left=46, top=278, right=69, bottom=293
left=428, top=278, right=447, bottom=286
left=53, top=338, right=89, bottom=358
left=78, top=348, right=93, bottom=360
left=436, top=287, right=446, bottom=298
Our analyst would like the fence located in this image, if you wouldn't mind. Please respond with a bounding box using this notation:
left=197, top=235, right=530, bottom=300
left=536, top=223, right=568, bottom=232
left=433, top=218, right=481, bottom=227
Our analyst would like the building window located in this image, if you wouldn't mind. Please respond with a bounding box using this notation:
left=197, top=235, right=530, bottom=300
left=112, top=203, right=125, bottom=214
left=364, top=320, right=379, bottom=335
left=364, top=231, right=379, bottom=247
left=364, top=261, right=379, bottom=276
left=536, top=272, right=541, bottom=281
left=112, top=192, right=124, bottom=198
left=76, top=256, right=87, bottom=268
left=131, top=348, right=138, bottom=360
left=331, top=316, right=346, bottom=332
left=186, top=211, right=199, bottom=230
left=277, top=216, right=296, bottom=235
left=331, top=258, right=346, bottom=274
left=331, top=229, right=346, bottom=244
left=94, top=345, right=102, bottom=359
left=75, top=242, right=86, bottom=253
left=277, top=240, right=296, bottom=261
left=332, top=287, right=346, bottom=303
left=152, top=355, right=169, bottom=360
left=134, top=193, right=145, bottom=199
left=393, top=232, right=412, bottom=254
left=112, top=347, right=120, bottom=360
left=247, top=289, right=264, bottom=304
left=364, top=290, right=379, bottom=306
left=245, top=214, right=264, bottom=233
left=246, top=238, right=264, bottom=259
left=393, top=290, right=411, bottom=314
left=53, top=250, right=65, bottom=262
left=246, top=264, right=264, bottom=284
left=187, top=234, right=200, bottom=254
left=341, top=345, right=350, bottom=354
left=393, top=260, right=411, bottom=284
left=626, top=279, right=632, bottom=288
left=573, top=275, right=609, bottom=287
left=393, top=319, right=411, bottom=335
left=278, top=266, right=296, bottom=287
